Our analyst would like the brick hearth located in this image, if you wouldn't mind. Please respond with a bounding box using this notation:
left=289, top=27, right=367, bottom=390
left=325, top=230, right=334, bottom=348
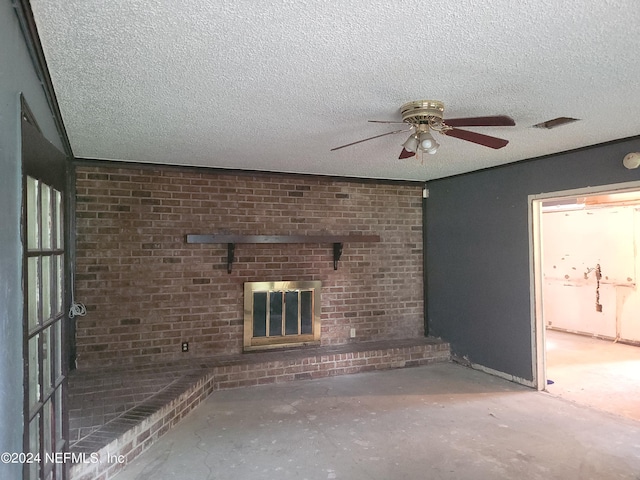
left=69, top=337, right=449, bottom=480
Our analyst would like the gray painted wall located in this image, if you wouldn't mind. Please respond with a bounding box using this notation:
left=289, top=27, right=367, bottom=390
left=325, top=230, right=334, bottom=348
left=426, top=137, right=640, bottom=381
left=0, top=1, right=64, bottom=477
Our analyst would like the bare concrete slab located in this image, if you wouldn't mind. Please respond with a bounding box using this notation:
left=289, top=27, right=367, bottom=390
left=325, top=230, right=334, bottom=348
left=546, top=329, right=640, bottom=422
left=113, top=363, right=640, bottom=480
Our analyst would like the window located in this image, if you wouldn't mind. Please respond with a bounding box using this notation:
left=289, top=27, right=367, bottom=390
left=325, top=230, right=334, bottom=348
left=243, top=281, right=321, bottom=351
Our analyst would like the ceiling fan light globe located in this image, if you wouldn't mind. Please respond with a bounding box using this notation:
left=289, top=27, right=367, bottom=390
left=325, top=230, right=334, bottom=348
left=418, top=131, right=436, bottom=150
left=426, top=142, right=440, bottom=155
left=402, top=135, right=419, bottom=153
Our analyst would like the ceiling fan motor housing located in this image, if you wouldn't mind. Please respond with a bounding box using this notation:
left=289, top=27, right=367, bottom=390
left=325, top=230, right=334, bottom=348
left=401, top=100, right=445, bottom=126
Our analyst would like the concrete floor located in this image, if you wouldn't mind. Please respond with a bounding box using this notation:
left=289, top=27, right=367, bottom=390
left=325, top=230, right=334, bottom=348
left=545, top=329, right=640, bottom=422
left=113, top=363, right=640, bottom=480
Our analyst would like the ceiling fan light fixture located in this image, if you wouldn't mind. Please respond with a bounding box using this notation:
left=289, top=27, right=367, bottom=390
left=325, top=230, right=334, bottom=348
left=402, top=134, right=419, bottom=152
left=426, top=142, right=440, bottom=155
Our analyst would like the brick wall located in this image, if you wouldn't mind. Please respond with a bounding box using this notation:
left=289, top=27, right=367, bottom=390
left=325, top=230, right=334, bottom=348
left=74, top=164, right=424, bottom=367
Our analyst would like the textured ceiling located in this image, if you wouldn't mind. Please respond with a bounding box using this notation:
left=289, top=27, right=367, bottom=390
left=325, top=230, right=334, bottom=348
left=30, top=0, right=640, bottom=181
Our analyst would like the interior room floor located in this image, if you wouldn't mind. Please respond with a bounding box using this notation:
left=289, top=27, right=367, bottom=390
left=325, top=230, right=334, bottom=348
left=545, top=329, right=640, bottom=422
left=66, top=337, right=448, bottom=463
left=112, top=363, right=640, bottom=480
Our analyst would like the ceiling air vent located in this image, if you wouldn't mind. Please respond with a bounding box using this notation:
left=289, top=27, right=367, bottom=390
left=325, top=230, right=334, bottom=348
left=533, top=117, right=580, bottom=129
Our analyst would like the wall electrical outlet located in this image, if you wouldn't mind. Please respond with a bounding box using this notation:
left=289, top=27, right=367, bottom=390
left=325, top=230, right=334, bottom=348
left=181, top=342, right=189, bottom=352
left=350, top=328, right=356, bottom=338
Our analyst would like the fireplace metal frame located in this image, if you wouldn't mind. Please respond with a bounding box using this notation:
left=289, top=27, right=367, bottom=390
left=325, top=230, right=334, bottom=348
left=243, top=281, right=321, bottom=351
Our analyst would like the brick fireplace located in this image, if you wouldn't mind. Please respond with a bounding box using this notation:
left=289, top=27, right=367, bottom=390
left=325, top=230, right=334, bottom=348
left=73, top=163, right=425, bottom=368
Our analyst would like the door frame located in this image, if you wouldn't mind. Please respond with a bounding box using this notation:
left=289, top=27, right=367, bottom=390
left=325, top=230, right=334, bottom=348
left=21, top=96, right=71, bottom=480
left=528, top=179, right=640, bottom=391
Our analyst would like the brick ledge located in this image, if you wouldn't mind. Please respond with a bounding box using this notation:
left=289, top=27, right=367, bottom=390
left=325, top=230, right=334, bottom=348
left=69, top=337, right=450, bottom=480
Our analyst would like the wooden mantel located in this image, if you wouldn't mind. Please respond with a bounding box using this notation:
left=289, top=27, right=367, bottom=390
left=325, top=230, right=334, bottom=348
left=186, top=234, right=380, bottom=272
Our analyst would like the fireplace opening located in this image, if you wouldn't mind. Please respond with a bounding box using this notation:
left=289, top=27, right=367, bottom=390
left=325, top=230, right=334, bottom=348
left=243, top=281, right=321, bottom=351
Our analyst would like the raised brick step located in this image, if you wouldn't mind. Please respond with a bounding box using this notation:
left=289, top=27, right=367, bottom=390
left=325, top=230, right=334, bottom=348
left=69, top=337, right=449, bottom=480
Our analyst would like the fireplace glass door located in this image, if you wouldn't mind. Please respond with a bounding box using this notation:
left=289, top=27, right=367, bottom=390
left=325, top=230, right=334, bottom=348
left=244, top=281, right=321, bottom=351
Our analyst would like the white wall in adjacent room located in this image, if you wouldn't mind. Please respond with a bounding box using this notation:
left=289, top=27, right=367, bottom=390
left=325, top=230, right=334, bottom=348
left=542, top=204, right=639, bottom=342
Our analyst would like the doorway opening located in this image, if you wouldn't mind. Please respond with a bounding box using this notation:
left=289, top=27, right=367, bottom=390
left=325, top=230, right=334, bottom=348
left=530, top=183, right=640, bottom=420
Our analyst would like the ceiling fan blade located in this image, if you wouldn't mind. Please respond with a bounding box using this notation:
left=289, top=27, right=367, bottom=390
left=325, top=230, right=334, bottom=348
left=399, top=148, right=416, bottom=159
left=330, top=129, right=408, bottom=151
left=445, top=115, right=515, bottom=127
left=368, top=120, right=406, bottom=124
left=445, top=128, right=509, bottom=149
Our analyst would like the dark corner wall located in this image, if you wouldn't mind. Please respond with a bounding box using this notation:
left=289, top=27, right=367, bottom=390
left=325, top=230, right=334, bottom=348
left=425, top=136, right=640, bottom=381
left=0, top=1, right=65, bottom=477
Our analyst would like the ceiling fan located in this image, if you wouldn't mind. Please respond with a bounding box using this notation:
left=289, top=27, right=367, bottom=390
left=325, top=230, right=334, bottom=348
left=331, top=100, right=515, bottom=159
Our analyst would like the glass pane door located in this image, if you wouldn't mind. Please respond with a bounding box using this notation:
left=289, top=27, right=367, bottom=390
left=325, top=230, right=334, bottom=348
left=24, top=176, right=67, bottom=480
